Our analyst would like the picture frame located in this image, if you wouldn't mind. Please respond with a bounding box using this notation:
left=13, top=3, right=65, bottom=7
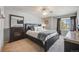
left=9, top=14, right=24, bottom=27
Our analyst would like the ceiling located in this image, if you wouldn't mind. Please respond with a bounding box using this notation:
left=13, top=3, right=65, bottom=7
left=4, top=6, right=79, bottom=17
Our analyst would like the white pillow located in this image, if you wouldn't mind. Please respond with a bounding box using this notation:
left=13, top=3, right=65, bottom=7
left=34, top=27, right=38, bottom=31
left=37, top=27, right=43, bottom=31
left=34, top=26, right=43, bottom=31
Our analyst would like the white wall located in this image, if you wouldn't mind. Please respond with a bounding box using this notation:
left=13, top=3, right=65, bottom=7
left=0, top=7, right=4, bottom=51
left=4, top=8, right=42, bottom=28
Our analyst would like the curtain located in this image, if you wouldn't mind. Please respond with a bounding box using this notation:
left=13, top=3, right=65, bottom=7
left=70, top=16, right=76, bottom=31
left=57, top=18, right=61, bottom=35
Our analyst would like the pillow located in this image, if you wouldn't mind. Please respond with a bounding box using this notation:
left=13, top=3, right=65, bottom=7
left=34, top=27, right=38, bottom=31
left=37, top=27, right=43, bottom=31
left=28, top=25, right=34, bottom=31
left=34, top=26, right=43, bottom=31
left=30, top=26, right=34, bottom=31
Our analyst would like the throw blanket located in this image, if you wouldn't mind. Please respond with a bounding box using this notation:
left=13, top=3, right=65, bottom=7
left=37, top=31, right=55, bottom=41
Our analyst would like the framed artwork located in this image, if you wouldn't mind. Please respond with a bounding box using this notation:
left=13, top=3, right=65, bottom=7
left=9, top=14, right=24, bottom=27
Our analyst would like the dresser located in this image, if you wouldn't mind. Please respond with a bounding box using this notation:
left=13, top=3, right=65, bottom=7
left=64, top=31, right=79, bottom=52
left=10, top=27, right=25, bottom=42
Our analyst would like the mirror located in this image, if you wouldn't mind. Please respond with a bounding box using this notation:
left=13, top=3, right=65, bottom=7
left=10, top=15, right=24, bottom=28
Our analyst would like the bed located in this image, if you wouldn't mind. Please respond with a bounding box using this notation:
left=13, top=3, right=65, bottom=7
left=25, top=23, right=59, bottom=51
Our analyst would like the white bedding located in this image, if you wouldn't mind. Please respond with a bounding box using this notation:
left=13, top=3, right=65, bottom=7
left=26, top=30, right=58, bottom=43
left=26, top=30, right=39, bottom=38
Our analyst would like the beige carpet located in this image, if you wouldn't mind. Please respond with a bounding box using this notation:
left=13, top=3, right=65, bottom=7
left=2, top=39, right=44, bottom=52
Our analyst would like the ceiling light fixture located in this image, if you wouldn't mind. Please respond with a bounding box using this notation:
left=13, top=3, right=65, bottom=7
left=42, top=7, right=53, bottom=17
left=42, top=11, right=48, bottom=15
left=42, top=7, right=48, bottom=16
